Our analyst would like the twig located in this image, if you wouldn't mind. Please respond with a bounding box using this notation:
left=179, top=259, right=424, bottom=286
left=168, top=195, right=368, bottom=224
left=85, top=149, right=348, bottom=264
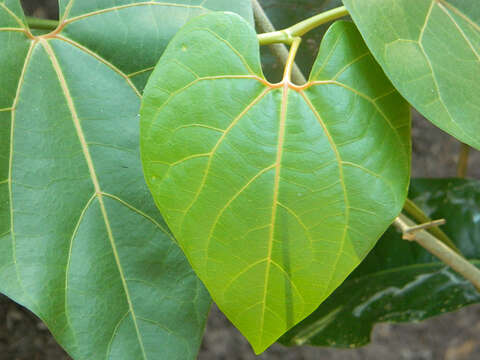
left=457, top=142, right=471, bottom=178
left=403, top=198, right=459, bottom=252
left=252, top=0, right=306, bottom=84
left=26, top=16, right=58, bottom=31
left=402, top=219, right=446, bottom=240
left=257, top=5, right=349, bottom=45
left=394, top=213, right=480, bottom=291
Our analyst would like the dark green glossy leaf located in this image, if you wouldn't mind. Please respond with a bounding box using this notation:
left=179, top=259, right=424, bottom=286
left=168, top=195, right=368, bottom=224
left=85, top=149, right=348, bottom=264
left=57, top=0, right=253, bottom=91
left=259, top=0, right=344, bottom=82
left=0, top=0, right=264, bottom=358
left=141, top=13, right=410, bottom=353
left=343, top=0, right=480, bottom=149
left=280, top=178, right=480, bottom=348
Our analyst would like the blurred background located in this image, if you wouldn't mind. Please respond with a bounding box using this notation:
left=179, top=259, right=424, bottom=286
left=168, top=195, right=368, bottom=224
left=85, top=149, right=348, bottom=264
left=2, top=1, right=480, bottom=359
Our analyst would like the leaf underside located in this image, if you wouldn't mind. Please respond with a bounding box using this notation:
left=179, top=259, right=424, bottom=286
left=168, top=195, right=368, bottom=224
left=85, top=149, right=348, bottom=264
left=343, top=0, right=480, bottom=150
left=280, top=178, right=480, bottom=348
left=0, top=1, right=254, bottom=359
left=141, top=13, right=411, bottom=353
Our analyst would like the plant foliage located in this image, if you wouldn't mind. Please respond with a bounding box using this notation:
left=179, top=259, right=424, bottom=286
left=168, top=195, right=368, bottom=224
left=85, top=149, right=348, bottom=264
left=141, top=12, right=410, bottom=353
left=0, top=1, right=252, bottom=358
left=280, top=178, right=480, bottom=347
left=1, top=0, right=479, bottom=358
left=344, top=0, right=480, bottom=149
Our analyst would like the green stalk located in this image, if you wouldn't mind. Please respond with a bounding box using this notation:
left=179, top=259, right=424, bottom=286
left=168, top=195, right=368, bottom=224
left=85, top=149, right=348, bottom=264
left=395, top=214, right=480, bottom=291
left=457, top=142, right=471, bottom=178
left=26, top=16, right=58, bottom=31
left=403, top=198, right=460, bottom=253
left=258, top=6, right=349, bottom=45
left=252, top=0, right=306, bottom=84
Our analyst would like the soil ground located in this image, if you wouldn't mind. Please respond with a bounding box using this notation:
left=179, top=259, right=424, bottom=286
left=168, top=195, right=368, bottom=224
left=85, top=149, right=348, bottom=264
left=2, top=1, right=480, bottom=359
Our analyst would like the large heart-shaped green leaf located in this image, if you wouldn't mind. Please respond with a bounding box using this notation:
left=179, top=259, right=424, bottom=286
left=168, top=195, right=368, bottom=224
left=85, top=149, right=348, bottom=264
left=280, top=178, right=480, bottom=348
left=343, top=0, right=480, bottom=149
left=0, top=1, right=252, bottom=359
left=57, top=0, right=253, bottom=91
left=141, top=13, right=410, bottom=353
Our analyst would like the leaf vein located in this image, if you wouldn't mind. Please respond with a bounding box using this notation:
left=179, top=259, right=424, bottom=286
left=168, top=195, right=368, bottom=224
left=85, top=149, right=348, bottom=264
left=9, top=40, right=37, bottom=310
left=178, top=87, right=271, bottom=230
left=64, top=2, right=205, bottom=24
left=105, top=310, right=130, bottom=360
left=299, top=91, right=349, bottom=296
left=259, top=82, right=289, bottom=346
left=205, top=164, right=276, bottom=267
left=439, top=0, right=480, bottom=32
left=101, top=192, right=174, bottom=243
left=41, top=40, right=148, bottom=360
left=192, top=27, right=256, bottom=75
left=0, top=3, right=25, bottom=28
left=437, top=2, right=480, bottom=61
left=65, top=193, right=97, bottom=348
left=221, top=258, right=268, bottom=297
left=54, top=35, right=141, bottom=97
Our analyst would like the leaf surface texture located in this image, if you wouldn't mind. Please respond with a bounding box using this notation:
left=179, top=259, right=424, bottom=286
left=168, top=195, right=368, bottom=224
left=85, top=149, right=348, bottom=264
left=343, top=0, right=480, bottom=149
left=0, top=0, right=252, bottom=358
left=281, top=178, right=480, bottom=348
left=141, top=13, right=411, bottom=353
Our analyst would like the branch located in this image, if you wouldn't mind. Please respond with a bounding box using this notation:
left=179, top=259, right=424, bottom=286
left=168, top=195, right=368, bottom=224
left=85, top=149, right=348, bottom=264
left=26, top=16, right=58, bottom=31
left=252, top=0, right=306, bottom=84
left=403, top=198, right=459, bottom=253
left=257, top=6, right=349, bottom=45
left=394, top=213, right=480, bottom=291
left=457, top=142, right=471, bottom=178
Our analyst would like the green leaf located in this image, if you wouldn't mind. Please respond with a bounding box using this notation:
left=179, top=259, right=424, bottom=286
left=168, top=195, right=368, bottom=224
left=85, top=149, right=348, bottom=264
left=0, top=0, right=255, bottom=358
left=279, top=178, right=480, bottom=348
left=57, top=0, right=254, bottom=91
left=259, top=0, right=345, bottom=82
left=141, top=13, right=410, bottom=353
left=0, top=1, right=32, bottom=303
left=343, top=0, right=480, bottom=149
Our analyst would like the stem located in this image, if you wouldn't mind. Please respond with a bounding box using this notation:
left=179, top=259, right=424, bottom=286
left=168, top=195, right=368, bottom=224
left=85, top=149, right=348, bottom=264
left=457, top=142, right=470, bottom=178
left=403, top=198, right=459, bottom=253
left=258, top=6, right=349, bottom=45
left=26, top=16, right=58, bottom=31
left=394, top=214, right=480, bottom=291
left=252, top=0, right=306, bottom=84
left=283, top=37, right=302, bottom=81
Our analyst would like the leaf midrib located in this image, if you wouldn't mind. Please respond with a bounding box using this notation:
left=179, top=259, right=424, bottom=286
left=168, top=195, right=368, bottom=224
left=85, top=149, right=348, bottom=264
left=41, top=39, right=149, bottom=360
left=258, top=81, right=289, bottom=348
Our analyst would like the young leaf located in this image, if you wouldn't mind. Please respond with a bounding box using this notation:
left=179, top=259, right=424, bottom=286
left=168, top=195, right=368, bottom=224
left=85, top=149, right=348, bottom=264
left=0, top=0, right=265, bottom=358
left=141, top=13, right=410, bottom=353
left=343, top=0, right=480, bottom=150
left=57, top=0, right=254, bottom=91
left=280, top=178, right=480, bottom=348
